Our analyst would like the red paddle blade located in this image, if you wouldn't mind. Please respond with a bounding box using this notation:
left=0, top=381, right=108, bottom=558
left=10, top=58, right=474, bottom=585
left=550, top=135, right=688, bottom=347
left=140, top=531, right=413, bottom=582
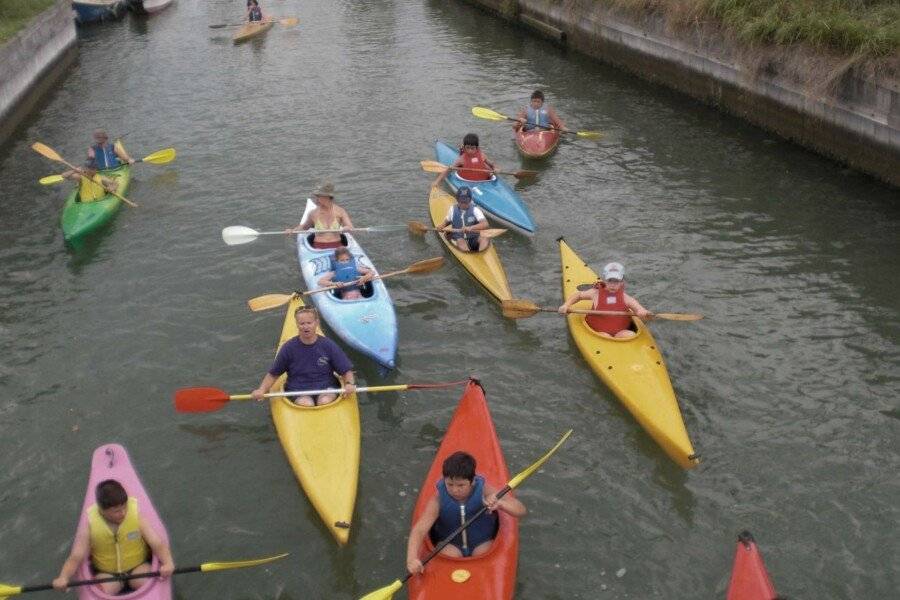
left=174, top=387, right=232, bottom=413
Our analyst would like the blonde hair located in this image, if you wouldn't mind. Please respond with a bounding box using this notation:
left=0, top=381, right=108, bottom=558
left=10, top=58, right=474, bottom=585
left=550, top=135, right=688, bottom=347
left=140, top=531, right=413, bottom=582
left=294, top=306, right=319, bottom=320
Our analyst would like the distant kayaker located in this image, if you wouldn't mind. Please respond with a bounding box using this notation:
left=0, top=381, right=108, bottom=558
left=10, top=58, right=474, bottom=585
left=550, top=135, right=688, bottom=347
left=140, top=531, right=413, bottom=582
left=86, top=129, right=133, bottom=170
left=287, top=181, right=355, bottom=249
left=251, top=306, right=357, bottom=406
left=53, top=479, right=175, bottom=594
left=63, top=163, right=118, bottom=203
left=316, top=246, right=374, bottom=300
left=247, top=0, right=264, bottom=22
left=558, top=262, right=650, bottom=339
left=438, top=186, right=490, bottom=252
left=514, top=90, right=566, bottom=133
left=432, top=133, right=497, bottom=186
left=406, top=451, right=526, bottom=574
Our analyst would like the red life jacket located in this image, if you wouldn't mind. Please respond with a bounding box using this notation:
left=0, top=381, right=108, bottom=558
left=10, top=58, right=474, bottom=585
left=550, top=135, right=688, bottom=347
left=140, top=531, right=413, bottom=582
left=585, top=282, right=632, bottom=335
left=457, top=149, right=491, bottom=181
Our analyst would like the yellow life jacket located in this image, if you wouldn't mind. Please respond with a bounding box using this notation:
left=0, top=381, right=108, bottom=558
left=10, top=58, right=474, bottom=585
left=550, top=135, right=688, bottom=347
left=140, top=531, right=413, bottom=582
left=88, top=497, right=149, bottom=574
left=79, top=174, right=107, bottom=203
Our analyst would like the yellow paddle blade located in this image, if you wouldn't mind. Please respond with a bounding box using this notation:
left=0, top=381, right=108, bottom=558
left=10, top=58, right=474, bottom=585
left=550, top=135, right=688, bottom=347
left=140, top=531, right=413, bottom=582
left=653, top=312, right=703, bottom=321
left=471, top=106, right=509, bottom=122
left=576, top=131, right=603, bottom=139
left=406, top=256, right=444, bottom=274
left=0, top=583, right=23, bottom=597
left=279, top=17, right=299, bottom=27
left=358, top=578, right=403, bottom=600
left=39, top=174, right=65, bottom=185
left=142, top=147, right=176, bottom=164
left=419, top=160, right=446, bottom=173
left=247, top=293, right=294, bottom=312
left=508, top=429, right=573, bottom=489
left=500, top=298, right=541, bottom=319
left=200, top=552, right=290, bottom=573
left=31, top=142, right=62, bottom=162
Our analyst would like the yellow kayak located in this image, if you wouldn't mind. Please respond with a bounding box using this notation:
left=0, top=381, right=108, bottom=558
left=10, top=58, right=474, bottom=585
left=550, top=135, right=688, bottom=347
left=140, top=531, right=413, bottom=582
left=269, top=295, right=360, bottom=544
left=558, top=238, right=699, bottom=469
left=429, top=186, right=512, bottom=302
left=233, top=20, right=273, bottom=43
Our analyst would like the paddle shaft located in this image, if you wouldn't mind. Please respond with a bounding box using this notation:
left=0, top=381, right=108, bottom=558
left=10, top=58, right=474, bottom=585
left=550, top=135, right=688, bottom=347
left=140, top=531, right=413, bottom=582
left=234, top=384, right=407, bottom=401
left=22, top=566, right=201, bottom=593
left=442, top=165, right=524, bottom=178
left=305, top=265, right=415, bottom=295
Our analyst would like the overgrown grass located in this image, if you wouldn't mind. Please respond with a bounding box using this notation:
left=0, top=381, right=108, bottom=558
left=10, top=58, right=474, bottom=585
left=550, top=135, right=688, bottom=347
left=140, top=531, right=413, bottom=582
left=0, top=0, right=56, bottom=44
left=600, top=0, right=900, bottom=58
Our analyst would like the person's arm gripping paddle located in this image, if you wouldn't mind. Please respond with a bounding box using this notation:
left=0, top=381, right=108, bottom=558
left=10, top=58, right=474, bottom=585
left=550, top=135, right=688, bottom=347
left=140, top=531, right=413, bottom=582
left=558, top=286, right=597, bottom=314
left=431, top=156, right=463, bottom=189
left=547, top=106, right=567, bottom=132
left=139, top=518, right=175, bottom=579
left=52, top=526, right=90, bottom=591
left=405, top=496, right=440, bottom=576
left=624, top=293, right=650, bottom=320
left=483, top=481, right=526, bottom=517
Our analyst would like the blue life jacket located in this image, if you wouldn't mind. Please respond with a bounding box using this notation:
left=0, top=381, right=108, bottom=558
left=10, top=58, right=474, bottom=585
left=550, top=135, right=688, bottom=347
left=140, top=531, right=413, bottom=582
left=249, top=6, right=263, bottom=21
left=450, top=205, right=480, bottom=242
left=524, top=106, right=551, bottom=131
left=91, top=143, right=120, bottom=170
left=431, top=475, right=497, bottom=557
left=330, top=255, right=361, bottom=293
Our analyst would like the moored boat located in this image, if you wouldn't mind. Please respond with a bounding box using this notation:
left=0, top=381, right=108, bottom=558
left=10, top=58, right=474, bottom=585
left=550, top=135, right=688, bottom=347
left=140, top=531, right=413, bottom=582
left=558, top=238, right=699, bottom=469
left=515, top=128, right=560, bottom=159
left=296, top=199, right=398, bottom=370
left=73, top=1, right=126, bottom=24
left=128, top=0, right=175, bottom=15
left=408, top=380, right=518, bottom=600
left=428, top=186, right=511, bottom=303
left=232, top=20, right=273, bottom=43
left=60, top=142, right=132, bottom=244
left=434, top=140, right=536, bottom=236
left=727, top=531, right=778, bottom=600
left=269, top=294, right=360, bottom=545
left=73, top=444, right=173, bottom=600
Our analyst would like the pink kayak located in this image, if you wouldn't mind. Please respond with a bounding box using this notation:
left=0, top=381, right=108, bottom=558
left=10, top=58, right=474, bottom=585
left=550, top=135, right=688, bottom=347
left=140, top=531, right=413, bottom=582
left=72, top=444, right=173, bottom=600
left=726, top=531, right=777, bottom=600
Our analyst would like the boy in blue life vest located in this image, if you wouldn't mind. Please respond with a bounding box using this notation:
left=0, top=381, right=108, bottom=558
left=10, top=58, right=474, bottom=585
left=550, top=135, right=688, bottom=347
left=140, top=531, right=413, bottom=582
left=514, top=90, right=566, bottom=133
left=406, top=451, right=527, bottom=575
left=438, top=186, right=490, bottom=252
left=87, top=129, right=133, bottom=170
left=316, top=246, right=374, bottom=300
left=53, top=480, right=174, bottom=594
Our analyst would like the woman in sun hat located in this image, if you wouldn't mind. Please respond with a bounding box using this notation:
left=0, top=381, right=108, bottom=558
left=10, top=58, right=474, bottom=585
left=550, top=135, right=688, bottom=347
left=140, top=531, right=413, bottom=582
left=287, top=180, right=356, bottom=249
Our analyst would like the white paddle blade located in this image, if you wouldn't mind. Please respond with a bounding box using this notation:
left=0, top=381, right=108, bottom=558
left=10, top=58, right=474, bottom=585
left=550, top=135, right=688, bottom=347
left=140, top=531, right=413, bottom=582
left=222, top=225, right=261, bottom=246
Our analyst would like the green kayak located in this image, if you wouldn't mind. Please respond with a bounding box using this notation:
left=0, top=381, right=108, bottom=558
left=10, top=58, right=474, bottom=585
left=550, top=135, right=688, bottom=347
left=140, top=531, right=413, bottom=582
left=60, top=160, right=131, bottom=244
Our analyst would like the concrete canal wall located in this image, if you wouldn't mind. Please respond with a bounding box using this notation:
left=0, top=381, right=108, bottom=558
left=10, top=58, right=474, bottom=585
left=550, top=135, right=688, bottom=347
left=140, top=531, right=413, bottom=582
left=0, top=0, right=77, bottom=142
left=462, top=0, right=900, bottom=187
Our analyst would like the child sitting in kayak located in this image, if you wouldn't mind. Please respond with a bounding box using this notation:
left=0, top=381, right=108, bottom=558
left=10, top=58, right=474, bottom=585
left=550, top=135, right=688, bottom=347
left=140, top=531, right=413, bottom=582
left=431, top=133, right=497, bottom=187
left=317, top=246, right=374, bottom=300
left=406, top=451, right=526, bottom=575
left=53, top=480, right=175, bottom=594
left=63, top=164, right=118, bottom=203
left=247, top=0, right=264, bottom=22
left=438, top=186, right=490, bottom=252
left=558, top=261, right=650, bottom=339
left=514, top=89, right=566, bottom=133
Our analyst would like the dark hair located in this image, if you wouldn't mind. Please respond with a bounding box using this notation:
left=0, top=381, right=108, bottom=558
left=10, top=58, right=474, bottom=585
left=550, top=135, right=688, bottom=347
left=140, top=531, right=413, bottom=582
left=333, top=247, right=351, bottom=259
left=531, top=90, right=545, bottom=101
left=442, top=451, right=476, bottom=481
left=96, top=479, right=128, bottom=509
left=462, top=133, right=479, bottom=148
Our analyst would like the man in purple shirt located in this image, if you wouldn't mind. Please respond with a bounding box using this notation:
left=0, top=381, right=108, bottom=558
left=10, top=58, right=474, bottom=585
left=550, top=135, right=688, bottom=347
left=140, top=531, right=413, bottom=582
left=251, top=307, right=356, bottom=406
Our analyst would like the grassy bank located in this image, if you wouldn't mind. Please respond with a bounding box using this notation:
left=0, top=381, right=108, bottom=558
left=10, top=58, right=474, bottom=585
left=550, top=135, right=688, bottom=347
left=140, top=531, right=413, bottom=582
left=0, top=0, right=56, bottom=44
left=603, top=0, right=900, bottom=58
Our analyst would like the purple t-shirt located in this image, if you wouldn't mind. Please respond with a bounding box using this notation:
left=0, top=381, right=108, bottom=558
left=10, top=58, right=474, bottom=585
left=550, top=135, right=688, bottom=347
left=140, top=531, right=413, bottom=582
left=268, top=336, right=353, bottom=392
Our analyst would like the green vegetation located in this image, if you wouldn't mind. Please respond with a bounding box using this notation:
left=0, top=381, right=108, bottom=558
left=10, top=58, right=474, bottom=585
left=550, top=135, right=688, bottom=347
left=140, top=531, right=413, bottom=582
left=0, top=0, right=56, bottom=44
left=602, top=0, right=900, bottom=57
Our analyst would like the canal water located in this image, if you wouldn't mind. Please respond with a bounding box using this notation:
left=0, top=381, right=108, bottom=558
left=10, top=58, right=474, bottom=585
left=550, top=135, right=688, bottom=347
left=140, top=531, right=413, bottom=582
left=1, top=1, right=897, bottom=598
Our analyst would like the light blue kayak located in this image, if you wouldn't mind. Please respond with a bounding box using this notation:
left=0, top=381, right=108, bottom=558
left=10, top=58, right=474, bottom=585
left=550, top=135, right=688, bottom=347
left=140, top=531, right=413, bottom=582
left=296, top=200, right=398, bottom=370
left=434, top=140, right=536, bottom=235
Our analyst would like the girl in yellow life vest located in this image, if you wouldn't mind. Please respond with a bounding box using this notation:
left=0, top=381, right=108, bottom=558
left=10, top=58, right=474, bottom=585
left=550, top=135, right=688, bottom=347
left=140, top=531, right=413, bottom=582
left=64, top=165, right=118, bottom=203
left=53, top=480, right=175, bottom=594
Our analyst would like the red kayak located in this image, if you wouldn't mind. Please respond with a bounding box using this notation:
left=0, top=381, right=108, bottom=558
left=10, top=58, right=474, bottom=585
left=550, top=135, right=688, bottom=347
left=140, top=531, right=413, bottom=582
left=726, top=531, right=777, bottom=600
left=515, top=127, right=560, bottom=159
left=407, top=381, right=518, bottom=600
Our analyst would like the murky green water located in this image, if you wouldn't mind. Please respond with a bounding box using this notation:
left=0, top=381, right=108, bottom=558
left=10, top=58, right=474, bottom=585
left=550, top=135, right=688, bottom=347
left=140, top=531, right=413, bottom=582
left=1, top=1, right=897, bottom=598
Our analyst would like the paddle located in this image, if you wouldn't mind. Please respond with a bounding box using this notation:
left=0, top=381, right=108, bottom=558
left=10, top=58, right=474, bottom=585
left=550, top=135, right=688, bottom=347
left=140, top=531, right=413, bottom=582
left=174, top=379, right=471, bottom=413
left=222, top=224, right=408, bottom=246
left=501, top=298, right=703, bottom=321
left=38, top=147, right=176, bottom=185
left=31, top=142, right=138, bottom=208
left=0, top=553, right=289, bottom=597
left=359, top=429, right=573, bottom=600
left=246, top=257, right=444, bottom=311
left=419, top=160, right=536, bottom=180
left=209, top=16, right=299, bottom=28
left=407, top=221, right=506, bottom=238
left=472, top=106, right=602, bottom=139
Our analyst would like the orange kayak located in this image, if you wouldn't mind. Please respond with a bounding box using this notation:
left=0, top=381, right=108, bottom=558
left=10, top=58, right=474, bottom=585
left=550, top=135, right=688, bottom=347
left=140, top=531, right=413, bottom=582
left=726, top=531, right=777, bottom=600
left=515, top=128, right=560, bottom=159
left=407, top=381, right=518, bottom=600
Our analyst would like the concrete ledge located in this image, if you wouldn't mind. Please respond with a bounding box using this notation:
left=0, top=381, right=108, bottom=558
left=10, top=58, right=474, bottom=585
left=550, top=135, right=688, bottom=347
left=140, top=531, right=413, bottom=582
left=0, top=0, right=77, bottom=142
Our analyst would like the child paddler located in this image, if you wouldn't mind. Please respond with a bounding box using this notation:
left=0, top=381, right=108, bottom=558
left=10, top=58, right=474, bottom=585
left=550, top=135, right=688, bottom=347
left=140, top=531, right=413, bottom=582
left=558, top=261, right=650, bottom=339
left=86, top=129, right=133, bottom=170
left=63, top=164, right=118, bottom=203
left=53, top=480, right=174, bottom=594
left=286, top=181, right=356, bottom=249
left=438, top=186, right=490, bottom=252
left=406, top=451, right=526, bottom=575
left=514, top=89, right=566, bottom=133
left=317, top=246, right=374, bottom=300
left=247, top=0, right=265, bottom=22
left=431, top=133, right=498, bottom=186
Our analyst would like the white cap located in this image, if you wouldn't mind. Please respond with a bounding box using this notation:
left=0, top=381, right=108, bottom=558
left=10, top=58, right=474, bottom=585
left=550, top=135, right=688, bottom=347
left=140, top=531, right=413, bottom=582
left=601, top=262, right=624, bottom=281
